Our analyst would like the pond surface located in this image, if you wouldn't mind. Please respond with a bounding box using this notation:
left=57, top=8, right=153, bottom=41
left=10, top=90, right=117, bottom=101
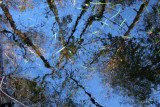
left=0, top=0, right=160, bottom=106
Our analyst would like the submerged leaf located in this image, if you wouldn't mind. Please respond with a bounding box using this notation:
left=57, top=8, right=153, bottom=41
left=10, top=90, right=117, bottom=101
left=145, top=6, right=149, bottom=13
left=85, top=4, right=89, bottom=6
left=121, top=35, right=132, bottom=39
left=110, top=9, right=121, bottom=19
left=55, top=47, right=65, bottom=54
left=25, top=60, right=29, bottom=64
left=73, top=0, right=76, bottom=6
left=54, top=32, right=57, bottom=40
left=120, top=19, right=126, bottom=27
left=69, top=50, right=74, bottom=58
left=90, top=2, right=111, bottom=5
left=100, top=21, right=109, bottom=26
left=80, top=65, right=96, bottom=70
left=146, top=27, right=154, bottom=34
left=157, top=7, right=160, bottom=15
left=76, top=7, right=86, bottom=10
left=92, top=31, right=99, bottom=34
left=156, top=50, right=160, bottom=54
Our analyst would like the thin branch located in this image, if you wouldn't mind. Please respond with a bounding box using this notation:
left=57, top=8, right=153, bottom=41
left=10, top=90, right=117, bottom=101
left=47, top=0, right=64, bottom=45
left=65, top=0, right=92, bottom=46
left=0, top=76, right=5, bottom=87
left=119, top=15, right=129, bottom=28
left=70, top=76, right=102, bottom=107
left=79, top=0, right=106, bottom=39
left=0, top=2, right=54, bottom=71
left=0, top=89, right=28, bottom=107
left=124, top=1, right=149, bottom=36
left=115, top=1, right=149, bottom=54
left=104, top=16, right=126, bottom=31
left=0, top=30, right=12, bottom=33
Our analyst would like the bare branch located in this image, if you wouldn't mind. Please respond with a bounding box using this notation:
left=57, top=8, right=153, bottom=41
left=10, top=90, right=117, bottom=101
left=0, top=3, right=54, bottom=71
left=0, top=89, right=28, bottom=107
left=124, top=1, right=149, bottom=36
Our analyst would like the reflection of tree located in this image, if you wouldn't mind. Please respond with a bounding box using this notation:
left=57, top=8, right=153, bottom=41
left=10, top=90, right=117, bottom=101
left=57, top=0, right=106, bottom=64
left=66, top=0, right=93, bottom=45
left=1, top=0, right=34, bottom=12
left=70, top=76, right=103, bottom=107
left=59, top=41, right=77, bottom=63
left=0, top=37, right=3, bottom=75
left=1, top=74, right=81, bottom=106
left=105, top=38, right=160, bottom=105
left=92, top=33, right=160, bottom=106
left=1, top=0, right=160, bottom=106
left=1, top=76, right=48, bottom=106
left=87, top=0, right=160, bottom=106
left=124, top=1, right=149, bottom=36
left=79, top=0, right=106, bottom=39
left=47, top=0, right=65, bottom=45
left=88, top=1, right=160, bottom=106
left=143, top=2, right=160, bottom=39
left=0, top=2, right=53, bottom=70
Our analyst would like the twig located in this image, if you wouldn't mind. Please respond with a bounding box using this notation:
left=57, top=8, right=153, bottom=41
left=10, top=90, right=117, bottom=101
left=70, top=76, right=103, bottom=107
left=0, top=76, right=5, bottom=87
left=104, top=16, right=126, bottom=31
left=0, top=89, right=28, bottom=107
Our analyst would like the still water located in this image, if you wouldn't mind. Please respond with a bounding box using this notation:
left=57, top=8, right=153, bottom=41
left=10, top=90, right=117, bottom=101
left=0, top=0, right=160, bottom=106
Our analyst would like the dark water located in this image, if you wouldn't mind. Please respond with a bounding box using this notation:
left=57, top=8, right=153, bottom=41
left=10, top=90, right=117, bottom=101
left=0, top=0, right=160, bottom=106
